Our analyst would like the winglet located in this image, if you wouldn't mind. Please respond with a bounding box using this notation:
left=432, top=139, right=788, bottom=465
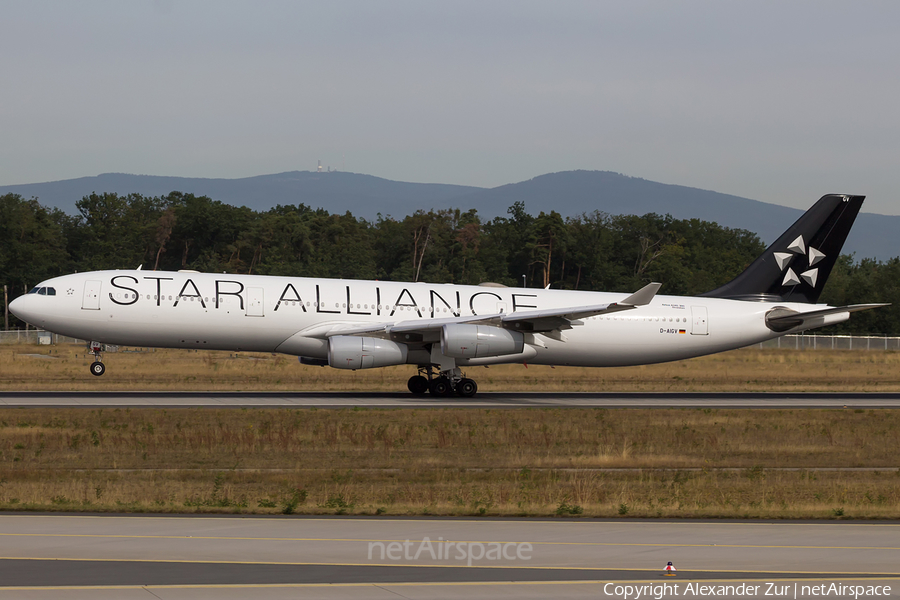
left=619, top=282, right=662, bottom=307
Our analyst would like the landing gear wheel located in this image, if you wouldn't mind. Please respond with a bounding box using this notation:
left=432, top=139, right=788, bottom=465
left=407, top=375, right=429, bottom=395
left=456, top=378, right=477, bottom=397
left=429, top=377, right=452, bottom=397
left=90, top=361, right=106, bottom=377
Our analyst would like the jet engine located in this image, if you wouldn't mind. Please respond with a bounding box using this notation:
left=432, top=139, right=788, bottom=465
left=440, top=324, right=524, bottom=359
left=328, top=336, right=408, bottom=370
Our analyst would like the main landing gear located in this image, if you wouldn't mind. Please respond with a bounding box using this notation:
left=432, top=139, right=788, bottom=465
left=89, top=341, right=106, bottom=377
left=407, top=367, right=478, bottom=398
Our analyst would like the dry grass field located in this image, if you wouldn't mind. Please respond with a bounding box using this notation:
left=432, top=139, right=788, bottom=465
left=1, top=343, right=899, bottom=518
left=0, top=407, right=898, bottom=518
left=3, top=343, right=900, bottom=392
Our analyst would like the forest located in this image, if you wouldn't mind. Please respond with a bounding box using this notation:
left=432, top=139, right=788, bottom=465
left=2, top=191, right=898, bottom=334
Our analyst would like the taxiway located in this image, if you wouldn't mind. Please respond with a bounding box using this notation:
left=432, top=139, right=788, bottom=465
left=0, top=515, right=898, bottom=599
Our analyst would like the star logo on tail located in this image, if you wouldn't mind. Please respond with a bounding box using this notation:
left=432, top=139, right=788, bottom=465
left=774, top=235, right=824, bottom=288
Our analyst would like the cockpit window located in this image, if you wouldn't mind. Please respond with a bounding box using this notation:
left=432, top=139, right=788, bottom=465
left=27, top=287, right=56, bottom=296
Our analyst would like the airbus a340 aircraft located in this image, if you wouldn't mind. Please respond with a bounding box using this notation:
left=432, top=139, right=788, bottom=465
left=10, top=194, right=886, bottom=397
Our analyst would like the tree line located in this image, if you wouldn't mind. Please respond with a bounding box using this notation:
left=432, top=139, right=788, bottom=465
left=1, top=191, right=897, bottom=334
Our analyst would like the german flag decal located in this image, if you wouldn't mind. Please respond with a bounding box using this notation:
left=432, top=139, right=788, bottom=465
left=679, top=329, right=686, bottom=334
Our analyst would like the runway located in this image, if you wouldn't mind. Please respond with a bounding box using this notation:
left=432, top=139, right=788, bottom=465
left=0, top=515, right=897, bottom=599
left=2, top=390, right=900, bottom=408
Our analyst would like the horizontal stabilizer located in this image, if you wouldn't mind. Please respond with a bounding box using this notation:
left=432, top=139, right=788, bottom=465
left=765, top=303, right=889, bottom=333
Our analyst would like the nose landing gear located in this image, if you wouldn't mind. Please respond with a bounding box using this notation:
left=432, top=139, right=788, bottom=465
left=89, top=342, right=105, bottom=377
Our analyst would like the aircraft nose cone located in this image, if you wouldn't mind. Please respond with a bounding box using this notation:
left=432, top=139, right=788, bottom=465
left=9, top=295, right=40, bottom=325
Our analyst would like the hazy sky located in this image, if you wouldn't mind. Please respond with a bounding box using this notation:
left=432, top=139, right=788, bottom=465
left=2, top=1, right=899, bottom=213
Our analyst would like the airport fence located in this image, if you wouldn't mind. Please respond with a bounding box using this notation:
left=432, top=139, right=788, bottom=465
left=2, top=329, right=900, bottom=351
left=755, top=334, right=900, bottom=351
left=0, top=330, right=84, bottom=346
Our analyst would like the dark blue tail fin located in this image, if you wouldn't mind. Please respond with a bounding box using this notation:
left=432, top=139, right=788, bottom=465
left=702, top=194, right=863, bottom=303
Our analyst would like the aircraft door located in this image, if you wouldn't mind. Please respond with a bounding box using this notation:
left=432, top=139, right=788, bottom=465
left=691, top=306, right=708, bottom=335
left=246, top=287, right=264, bottom=317
left=82, top=280, right=102, bottom=310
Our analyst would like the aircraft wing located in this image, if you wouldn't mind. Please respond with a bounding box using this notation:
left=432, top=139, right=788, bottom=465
left=765, top=303, right=889, bottom=332
left=300, top=282, right=662, bottom=341
left=498, top=282, right=661, bottom=332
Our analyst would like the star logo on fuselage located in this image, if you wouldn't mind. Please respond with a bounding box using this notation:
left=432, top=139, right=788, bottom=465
left=774, top=235, right=824, bottom=288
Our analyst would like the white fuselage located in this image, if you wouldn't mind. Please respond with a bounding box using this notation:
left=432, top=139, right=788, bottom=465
left=10, top=270, right=829, bottom=368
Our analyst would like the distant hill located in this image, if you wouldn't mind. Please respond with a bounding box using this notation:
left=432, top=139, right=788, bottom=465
left=442, top=171, right=897, bottom=260
left=1, top=169, right=895, bottom=259
left=0, top=171, right=483, bottom=219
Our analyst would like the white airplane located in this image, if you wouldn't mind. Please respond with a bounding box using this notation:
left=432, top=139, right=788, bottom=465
left=10, top=194, right=886, bottom=397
